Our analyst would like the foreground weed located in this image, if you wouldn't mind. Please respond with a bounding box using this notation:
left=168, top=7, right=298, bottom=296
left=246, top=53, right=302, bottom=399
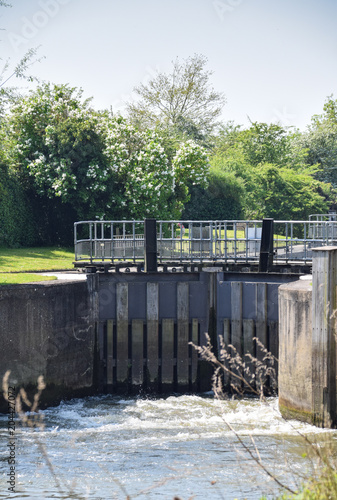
left=2, top=371, right=88, bottom=500
left=191, top=334, right=337, bottom=498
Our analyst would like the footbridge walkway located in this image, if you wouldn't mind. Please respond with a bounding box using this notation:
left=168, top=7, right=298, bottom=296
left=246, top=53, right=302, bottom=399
left=74, top=215, right=337, bottom=272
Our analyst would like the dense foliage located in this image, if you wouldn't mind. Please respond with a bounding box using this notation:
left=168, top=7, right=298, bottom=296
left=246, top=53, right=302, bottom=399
left=183, top=167, right=245, bottom=220
left=211, top=121, right=332, bottom=220
left=0, top=164, right=37, bottom=247
left=300, top=96, right=337, bottom=188
left=1, top=83, right=209, bottom=245
left=0, top=65, right=335, bottom=247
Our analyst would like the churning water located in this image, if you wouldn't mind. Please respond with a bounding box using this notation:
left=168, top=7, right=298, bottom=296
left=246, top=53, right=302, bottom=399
left=1, top=394, right=337, bottom=500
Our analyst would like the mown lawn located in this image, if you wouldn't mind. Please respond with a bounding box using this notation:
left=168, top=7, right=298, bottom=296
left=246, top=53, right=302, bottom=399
left=0, top=247, right=74, bottom=284
left=0, top=247, right=74, bottom=273
left=0, top=273, right=57, bottom=285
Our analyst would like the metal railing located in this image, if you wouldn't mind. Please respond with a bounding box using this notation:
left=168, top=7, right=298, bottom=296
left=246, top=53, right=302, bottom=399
left=74, top=221, right=145, bottom=262
left=308, top=213, right=337, bottom=240
left=74, top=219, right=337, bottom=265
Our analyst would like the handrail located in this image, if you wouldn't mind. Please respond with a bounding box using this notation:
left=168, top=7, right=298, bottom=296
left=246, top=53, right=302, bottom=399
left=74, top=219, right=337, bottom=264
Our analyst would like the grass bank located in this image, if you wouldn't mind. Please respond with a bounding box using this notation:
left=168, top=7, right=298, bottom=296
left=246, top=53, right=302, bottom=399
left=0, top=273, right=57, bottom=285
left=0, top=247, right=74, bottom=273
left=0, top=247, right=74, bottom=284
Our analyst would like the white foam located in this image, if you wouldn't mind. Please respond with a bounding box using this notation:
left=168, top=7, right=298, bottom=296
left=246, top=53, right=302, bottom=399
left=36, top=395, right=335, bottom=442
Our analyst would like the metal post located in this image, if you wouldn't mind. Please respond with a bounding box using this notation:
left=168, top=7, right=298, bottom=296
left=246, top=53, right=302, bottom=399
left=259, top=218, right=274, bottom=272
left=89, top=222, right=93, bottom=263
left=74, top=223, right=77, bottom=261
left=144, top=218, right=157, bottom=273
left=132, top=221, right=136, bottom=263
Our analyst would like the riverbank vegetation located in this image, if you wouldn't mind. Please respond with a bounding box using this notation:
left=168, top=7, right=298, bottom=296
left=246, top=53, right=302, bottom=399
left=1, top=53, right=337, bottom=248
left=278, top=461, right=337, bottom=499
left=193, top=336, right=337, bottom=500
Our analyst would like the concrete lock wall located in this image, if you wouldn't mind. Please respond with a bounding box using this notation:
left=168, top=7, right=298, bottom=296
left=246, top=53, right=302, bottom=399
left=5, top=259, right=337, bottom=425
left=278, top=280, right=313, bottom=422
left=278, top=247, right=337, bottom=428
left=0, top=280, right=97, bottom=412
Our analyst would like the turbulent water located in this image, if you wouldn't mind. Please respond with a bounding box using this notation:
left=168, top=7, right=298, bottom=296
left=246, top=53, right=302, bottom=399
left=1, top=394, right=337, bottom=500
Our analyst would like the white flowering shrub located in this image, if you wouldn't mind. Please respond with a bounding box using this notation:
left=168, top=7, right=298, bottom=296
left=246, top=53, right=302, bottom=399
left=7, top=83, right=105, bottom=217
left=7, top=83, right=210, bottom=221
left=102, top=117, right=177, bottom=218
left=173, top=140, right=209, bottom=187
left=172, top=139, right=209, bottom=213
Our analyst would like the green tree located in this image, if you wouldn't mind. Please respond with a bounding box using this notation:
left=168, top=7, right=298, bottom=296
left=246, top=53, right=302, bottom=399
left=183, top=166, right=245, bottom=220
left=126, top=54, right=226, bottom=139
left=246, top=164, right=330, bottom=220
left=301, top=96, right=337, bottom=188
left=92, top=118, right=209, bottom=219
left=0, top=125, right=37, bottom=247
left=211, top=121, right=331, bottom=220
left=215, top=121, right=310, bottom=171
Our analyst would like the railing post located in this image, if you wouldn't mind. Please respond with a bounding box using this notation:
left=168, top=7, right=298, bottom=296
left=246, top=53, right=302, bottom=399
left=89, top=222, right=93, bottom=264
left=259, top=218, right=274, bottom=272
left=74, top=223, right=77, bottom=261
left=144, top=218, right=157, bottom=273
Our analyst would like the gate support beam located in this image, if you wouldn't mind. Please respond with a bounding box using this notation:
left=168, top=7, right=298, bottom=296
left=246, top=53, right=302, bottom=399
left=144, top=218, right=157, bottom=273
left=259, top=218, right=274, bottom=272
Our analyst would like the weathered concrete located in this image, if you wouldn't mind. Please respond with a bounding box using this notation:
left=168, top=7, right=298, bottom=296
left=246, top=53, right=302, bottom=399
left=279, top=247, right=337, bottom=428
left=0, top=280, right=97, bottom=412
left=311, top=247, right=337, bottom=427
left=278, top=280, right=313, bottom=423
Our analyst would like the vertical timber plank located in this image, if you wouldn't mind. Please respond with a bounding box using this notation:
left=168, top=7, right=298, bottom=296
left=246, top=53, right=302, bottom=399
left=162, top=318, right=174, bottom=388
left=231, top=282, right=242, bottom=353
left=268, top=321, right=278, bottom=390
left=116, top=283, right=128, bottom=385
left=147, top=283, right=159, bottom=387
left=131, top=319, right=143, bottom=387
left=98, top=322, right=106, bottom=391
left=191, top=318, right=199, bottom=386
left=223, top=318, right=231, bottom=346
left=107, top=319, right=114, bottom=386
left=256, top=283, right=268, bottom=362
left=243, top=319, right=255, bottom=390
left=223, top=318, right=231, bottom=390
left=231, top=282, right=242, bottom=390
left=177, top=282, right=189, bottom=387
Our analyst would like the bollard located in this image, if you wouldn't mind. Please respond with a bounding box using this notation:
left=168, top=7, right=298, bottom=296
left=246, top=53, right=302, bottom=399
left=144, top=218, right=157, bottom=273
left=259, top=218, right=274, bottom=272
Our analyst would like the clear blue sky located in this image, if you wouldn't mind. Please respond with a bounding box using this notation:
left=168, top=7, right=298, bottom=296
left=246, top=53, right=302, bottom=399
left=2, top=0, right=337, bottom=130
